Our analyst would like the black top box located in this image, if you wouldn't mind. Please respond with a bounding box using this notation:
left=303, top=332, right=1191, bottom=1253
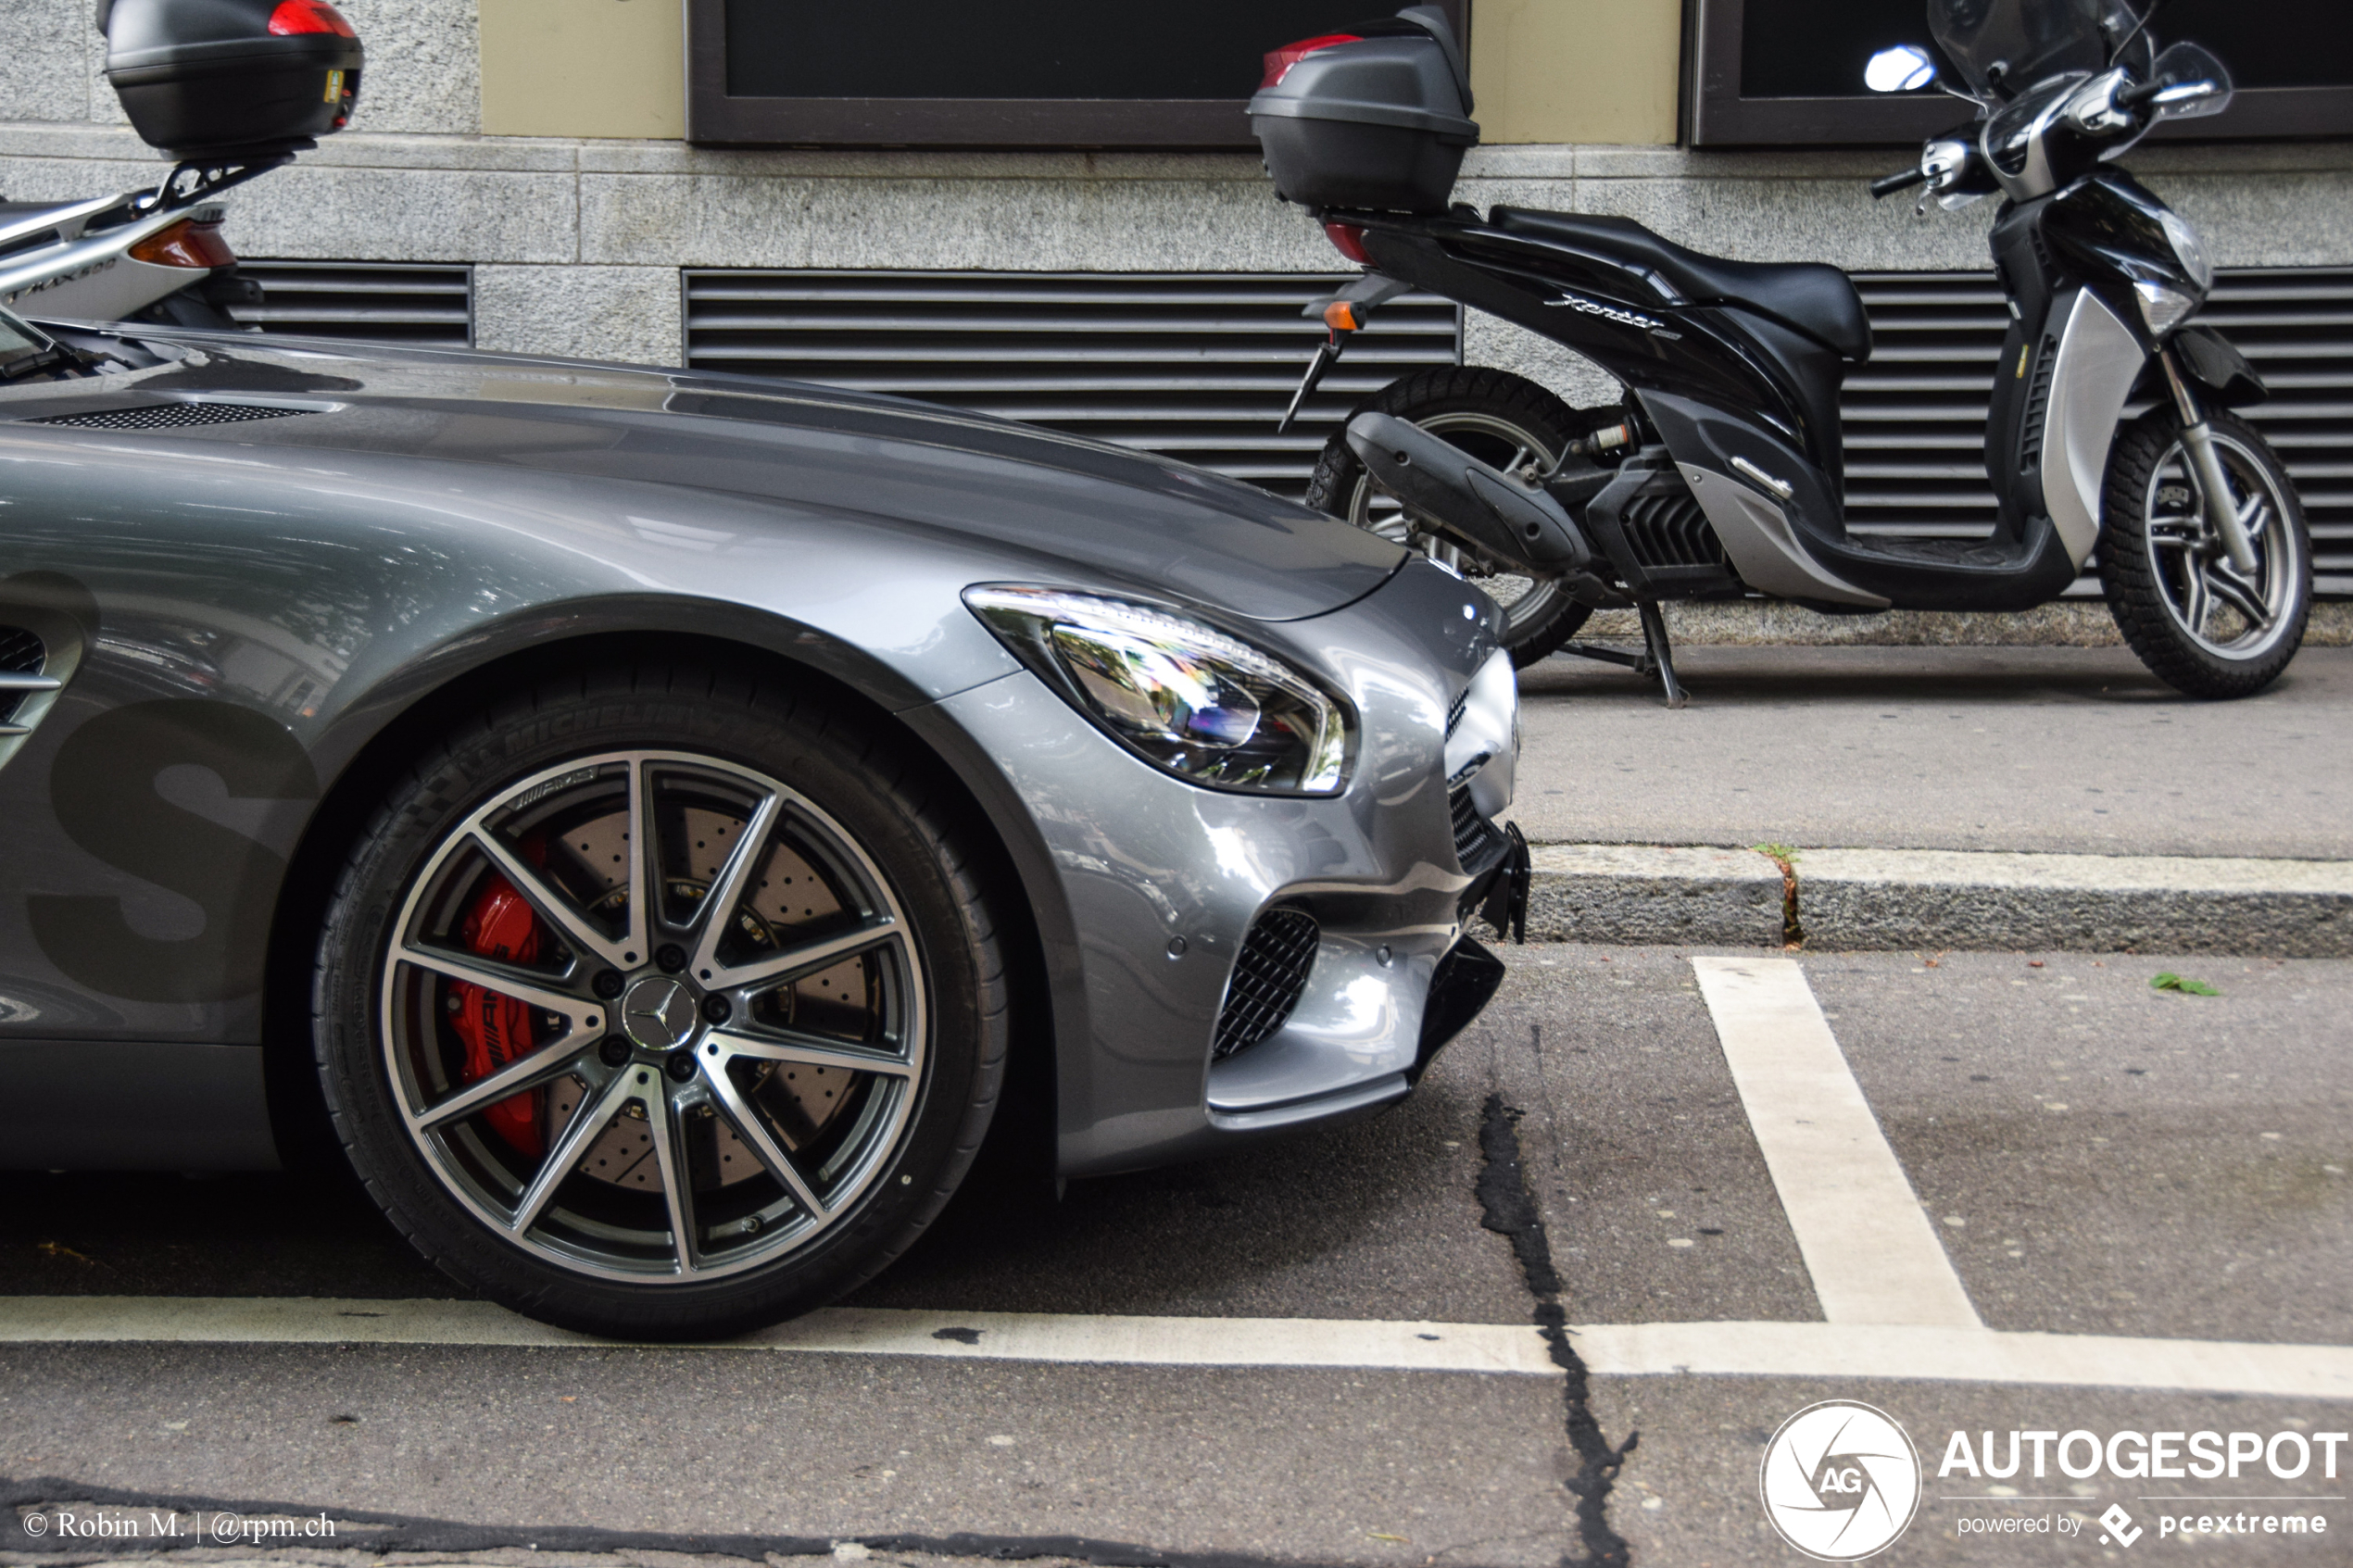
left=1248, top=6, right=1478, bottom=215
left=103, top=0, right=364, bottom=161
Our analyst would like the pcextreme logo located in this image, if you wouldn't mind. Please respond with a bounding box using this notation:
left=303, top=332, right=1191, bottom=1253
left=1760, top=1400, right=1924, bottom=1561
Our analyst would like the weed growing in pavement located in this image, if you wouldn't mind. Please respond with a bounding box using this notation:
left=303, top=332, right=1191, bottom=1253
left=2150, top=972, right=2222, bottom=996
left=1751, top=843, right=1803, bottom=947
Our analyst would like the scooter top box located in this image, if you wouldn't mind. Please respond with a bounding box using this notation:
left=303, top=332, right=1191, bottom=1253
left=1247, top=5, right=1478, bottom=216
left=102, top=0, right=363, bottom=160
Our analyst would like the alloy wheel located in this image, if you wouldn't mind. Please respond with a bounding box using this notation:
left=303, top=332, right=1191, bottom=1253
left=376, top=750, right=925, bottom=1285
left=2141, top=431, right=2304, bottom=662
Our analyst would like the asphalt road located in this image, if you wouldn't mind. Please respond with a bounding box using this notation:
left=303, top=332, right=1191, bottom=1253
left=5, top=941, right=2347, bottom=1566
left=1508, top=646, right=2353, bottom=859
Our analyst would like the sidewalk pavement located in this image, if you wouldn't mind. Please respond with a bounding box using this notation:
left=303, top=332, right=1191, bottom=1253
left=1502, top=646, right=2353, bottom=954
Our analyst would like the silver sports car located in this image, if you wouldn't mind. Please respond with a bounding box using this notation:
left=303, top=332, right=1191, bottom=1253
left=0, top=302, right=1522, bottom=1338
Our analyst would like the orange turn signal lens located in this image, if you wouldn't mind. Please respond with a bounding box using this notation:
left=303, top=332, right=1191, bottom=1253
left=128, top=220, right=237, bottom=270
left=1322, top=301, right=1361, bottom=332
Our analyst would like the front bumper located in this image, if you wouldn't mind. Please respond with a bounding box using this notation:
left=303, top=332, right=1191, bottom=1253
left=934, top=558, right=1517, bottom=1176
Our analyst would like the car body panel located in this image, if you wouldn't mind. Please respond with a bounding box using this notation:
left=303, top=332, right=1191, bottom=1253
left=0, top=325, right=1507, bottom=1182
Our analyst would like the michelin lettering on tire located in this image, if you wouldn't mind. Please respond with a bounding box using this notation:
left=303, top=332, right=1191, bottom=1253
left=1759, top=1399, right=1922, bottom=1561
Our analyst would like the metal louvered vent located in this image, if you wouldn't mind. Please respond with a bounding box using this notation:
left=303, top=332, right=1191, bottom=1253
left=227, top=260, right=472, bottom=345
left=1, top=626, right=50, bottom=734
left=35, top=402, right=307, bottom=431
left=683, top=270, right=1461, bottom=500
left=1450, top=780, right=1491, bottom=866
left=1213, top=907, right=1321, bottom=1060
left=1847, top=269, right=2353, bottom=595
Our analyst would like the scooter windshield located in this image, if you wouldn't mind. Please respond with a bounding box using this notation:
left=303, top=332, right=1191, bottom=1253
left=1929, top=0, right=2144, bottom=95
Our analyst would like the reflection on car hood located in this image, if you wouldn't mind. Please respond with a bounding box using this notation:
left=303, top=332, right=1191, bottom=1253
left=33, top=334, right=1408, bottom=623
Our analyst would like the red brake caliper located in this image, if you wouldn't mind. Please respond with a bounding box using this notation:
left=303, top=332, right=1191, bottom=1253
left=449, top=861, right=548, bottom=1157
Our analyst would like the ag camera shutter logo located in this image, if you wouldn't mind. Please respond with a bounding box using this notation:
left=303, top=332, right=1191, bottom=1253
left=1759, top=1400, right=1922, bottom=1560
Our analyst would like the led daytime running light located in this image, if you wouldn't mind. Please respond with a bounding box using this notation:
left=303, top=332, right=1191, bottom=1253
left=965, top=587, right=1351, bottom=796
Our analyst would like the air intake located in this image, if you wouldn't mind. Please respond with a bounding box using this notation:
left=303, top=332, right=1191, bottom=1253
left=1213, top=907, right=1321, bottom=1060
left=682, top=270, right=1460, bottom=501
left=35, top=402, right=308, bottom=431
left=0, top=626, right=54, bottom=736
left=1846, top=268, right=2353, bottom=596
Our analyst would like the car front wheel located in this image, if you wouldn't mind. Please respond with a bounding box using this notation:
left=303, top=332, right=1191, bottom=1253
left=314, top=664, right=1007, bottom=1340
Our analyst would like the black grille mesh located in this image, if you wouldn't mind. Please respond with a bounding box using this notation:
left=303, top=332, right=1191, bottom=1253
left=1213, top=908, right=1320, bottom=1060
left=1450, top=780, right=1491, bottom=865
left=35, top=403, right=306, bottom=431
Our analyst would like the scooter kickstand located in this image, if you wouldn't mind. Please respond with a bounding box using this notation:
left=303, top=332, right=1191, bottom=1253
left=1636, top=598, right=1688, bottom=708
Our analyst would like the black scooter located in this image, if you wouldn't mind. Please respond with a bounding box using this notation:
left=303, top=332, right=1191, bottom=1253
left=1250, top=0, right=2309, bottom=702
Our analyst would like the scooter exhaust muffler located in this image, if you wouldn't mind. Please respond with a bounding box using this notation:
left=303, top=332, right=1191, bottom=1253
left=1344, top=411, right=1592, bottom=573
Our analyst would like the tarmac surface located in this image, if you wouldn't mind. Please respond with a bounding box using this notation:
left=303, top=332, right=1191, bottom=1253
left=6, top=942, right=2347, bottom=1567
left=1508, top=645, right=2353, bottom=859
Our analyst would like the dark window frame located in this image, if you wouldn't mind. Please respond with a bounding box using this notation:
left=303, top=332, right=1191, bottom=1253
left=1687, top=0, right=2353, bottom=146
left=686, top=0, right=1467, bottom=148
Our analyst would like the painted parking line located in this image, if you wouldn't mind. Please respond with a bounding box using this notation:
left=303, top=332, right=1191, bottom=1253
left=4, top=1298, right=2348, bottom=1399
left=1691, top=954, right=1982, bottom=1328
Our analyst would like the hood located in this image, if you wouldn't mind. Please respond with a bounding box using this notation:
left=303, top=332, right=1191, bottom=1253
left=23, top=332, right=1407, bottom=622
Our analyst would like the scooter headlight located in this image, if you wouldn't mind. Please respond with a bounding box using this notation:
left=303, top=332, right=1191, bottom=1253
left=2133, top=280, right=2197, bottom=336
left=965, top=586, right=1353, bottom=795
left=2159, top=209, right=2213, bottom=292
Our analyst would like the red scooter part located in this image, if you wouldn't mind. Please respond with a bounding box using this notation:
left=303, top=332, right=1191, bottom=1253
left=448, top=866, right=547, bottom=1157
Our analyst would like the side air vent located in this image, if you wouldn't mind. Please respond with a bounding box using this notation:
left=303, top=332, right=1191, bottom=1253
left=1620, top=483, right=1731, bottom=570
left=34, top=403, right=308, bottom=431
left=227, top=259, right=474, bottom=345
left=0, top=626, right=56, bottom=736
left=682, top=270, right=1461, bottom=501
left=2018, top=334, right=2059, bottom=470
left=1213, top=907, right=1321, bottom=1060
left=1846, top=268, right=2353, bottom=596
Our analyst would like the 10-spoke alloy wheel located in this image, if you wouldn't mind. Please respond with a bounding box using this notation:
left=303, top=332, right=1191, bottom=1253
left=317, top=668, right=1006, bottom=1338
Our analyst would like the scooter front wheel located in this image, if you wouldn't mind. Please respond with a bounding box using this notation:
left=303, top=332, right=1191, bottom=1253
left=1305, top=367, right=1617, bottom=669
left=2099, top=407, right=2311, bottom=699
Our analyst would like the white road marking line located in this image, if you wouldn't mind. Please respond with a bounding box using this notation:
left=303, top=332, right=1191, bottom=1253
left=0, top=1298, right=1554, bottom=1376
left=3, top=1298, right=2347, bottom=1400
left=1691, top=954, right=1982, bottom=1328
left=1570, top=1321, right=2353, bottom=1401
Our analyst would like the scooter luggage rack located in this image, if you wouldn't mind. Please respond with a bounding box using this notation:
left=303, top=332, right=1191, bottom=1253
left=135, top=142, right=311, bottom=216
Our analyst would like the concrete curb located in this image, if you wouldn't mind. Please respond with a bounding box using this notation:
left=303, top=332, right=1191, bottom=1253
left=1518, top=843, right=2353, bottom=956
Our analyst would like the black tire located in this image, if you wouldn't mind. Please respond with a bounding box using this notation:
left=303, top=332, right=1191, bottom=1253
left=2099, top=407, right=2311, bottom=699
left=313, top=663, right=1008, bottom=1340
left=1306, top=367, right=1621, bottom=669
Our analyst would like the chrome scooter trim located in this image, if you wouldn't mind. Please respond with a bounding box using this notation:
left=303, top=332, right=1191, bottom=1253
left=1677, top=464, right=1888, bottom=609
left=2040, top=288, right=2147, bottom=567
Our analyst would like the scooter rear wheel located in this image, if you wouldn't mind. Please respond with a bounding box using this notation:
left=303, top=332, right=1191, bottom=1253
left=2099, top=407, right=2311, bottom=699
left=1306, top=368, right=1618, bottom=669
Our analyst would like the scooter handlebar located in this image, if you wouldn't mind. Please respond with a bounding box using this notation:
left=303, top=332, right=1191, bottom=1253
left=1870, top=167, right=1929, bottom=199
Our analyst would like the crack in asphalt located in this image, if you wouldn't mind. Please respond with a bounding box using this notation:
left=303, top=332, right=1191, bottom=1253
left=1475, top=1096, right=1637, bottom=1568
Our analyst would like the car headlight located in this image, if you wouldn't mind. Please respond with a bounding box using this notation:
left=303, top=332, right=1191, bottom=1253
left=964, top=586, right=1353, bottom=795
left=2159, top=209, right=2213, bottom=291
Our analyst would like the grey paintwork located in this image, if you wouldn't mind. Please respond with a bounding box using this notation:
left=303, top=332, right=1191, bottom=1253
left=0, top=322, right=1501, bottom=1176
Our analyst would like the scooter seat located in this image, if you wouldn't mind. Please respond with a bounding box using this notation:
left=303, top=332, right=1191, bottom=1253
left=1490, top=207, right=1873, bottom=363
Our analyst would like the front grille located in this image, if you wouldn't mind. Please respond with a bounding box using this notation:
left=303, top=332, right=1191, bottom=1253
left=1450, top=779, right=1490, bottom=865
left=1445, top=687, right=1467, bottom=739
left=1212, top=907, right=1320, bottom=1060
left=1846, top=268, right=2353, bottom=596
left=0, top=625, right=46, bottom=731
left=682, top=270, right=1461, bottom=501
left=35, top=402, right=307, bottom=431
left=227, top=260, right=473, bottom=346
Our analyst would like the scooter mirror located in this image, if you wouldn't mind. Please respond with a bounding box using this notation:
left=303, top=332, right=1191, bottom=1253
left=1865, top=44, right=1938, bottom=93
left=2147, top=41, right=2233, bottom=119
